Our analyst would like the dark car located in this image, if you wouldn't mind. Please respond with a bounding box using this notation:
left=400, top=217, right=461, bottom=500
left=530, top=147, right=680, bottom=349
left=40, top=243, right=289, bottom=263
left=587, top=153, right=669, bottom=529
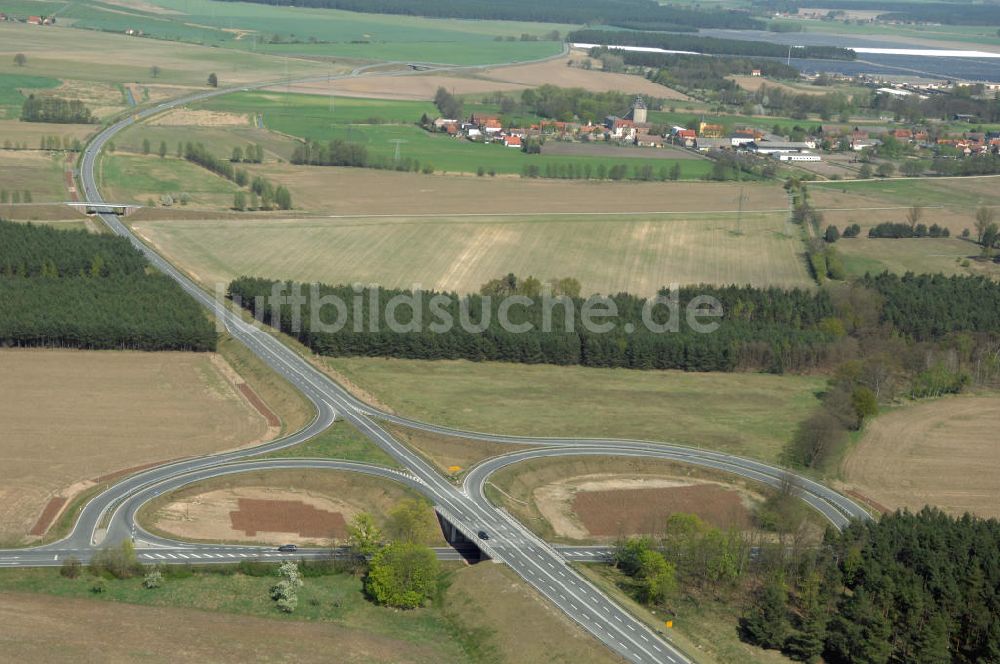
left=277, top=544, right=298, bottom=552
left=477, top=530, right=489, bottom=540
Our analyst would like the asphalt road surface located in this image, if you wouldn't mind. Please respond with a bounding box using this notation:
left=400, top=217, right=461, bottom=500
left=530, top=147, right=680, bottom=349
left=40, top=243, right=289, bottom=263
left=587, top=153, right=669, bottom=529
left=0, top=55, right=871, bottom=664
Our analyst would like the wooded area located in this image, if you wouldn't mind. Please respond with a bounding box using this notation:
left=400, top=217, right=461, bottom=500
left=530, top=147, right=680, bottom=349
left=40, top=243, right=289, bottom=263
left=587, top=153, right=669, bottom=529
left=228, top=276, right=836, bottom=373
left=614, top=507, right=1000, bottom=663
left=0, top=220, right=216, bottom=351
left=20, top=96, right=94, bottom=124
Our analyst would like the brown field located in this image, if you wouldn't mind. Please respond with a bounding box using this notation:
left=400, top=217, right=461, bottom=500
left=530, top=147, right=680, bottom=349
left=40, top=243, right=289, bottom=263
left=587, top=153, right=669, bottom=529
left=0, top=24, right=328, bottom=88
left=244, top=165, right=787, bottom=216
left=0, top=592, right=451, bottom=664
left=841, top=395, right=1000, bottom=518
left=0, top=119, right=97, bottom=146
left=445, top=563, right=622, bottom=664
left=0, top=349, right=271, bottom=545
left=283, top=50, right=689, bottom=101
left=487, top=456, right=766, bottom=543
left=0, top=204, right=90, bottom=223
left=729, top=75, right=833, bottom=96
left=149, top=108, right=251, bottom=127
left=42, top=78, right=126, bottom=119
left=0, top=151, right=71, bottom=202
left=142, top=469, right=443, bottom=546
left=230, top=498, right=347, bottom=538
left=132, top=171, right=808, bottom=294
left=574, top=483, right=754, bottom=538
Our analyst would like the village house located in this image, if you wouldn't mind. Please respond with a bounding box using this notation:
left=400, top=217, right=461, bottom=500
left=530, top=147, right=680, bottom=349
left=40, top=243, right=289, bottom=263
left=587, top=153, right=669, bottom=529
left=503, top=135, right=522, bottom=148
left=635, top=129, right=665, bottom=148
left=604, top=116, right=637, bottom=141
left=699, top=122, right=726, bottom=138
left=671, top=127, right=697, bottom=147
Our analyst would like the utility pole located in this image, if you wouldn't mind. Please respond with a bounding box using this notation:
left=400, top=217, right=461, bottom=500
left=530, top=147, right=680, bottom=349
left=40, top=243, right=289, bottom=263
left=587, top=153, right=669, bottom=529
left=736, top=187, right=746, bottom=235
left=389, top=139, right=407, bottom=161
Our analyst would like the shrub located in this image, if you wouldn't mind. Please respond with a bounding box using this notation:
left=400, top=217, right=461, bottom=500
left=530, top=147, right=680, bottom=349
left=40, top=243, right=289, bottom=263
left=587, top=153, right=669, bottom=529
left=60, top=556, right=82, bottom=579
left=143, top=568, right=163, bottom=589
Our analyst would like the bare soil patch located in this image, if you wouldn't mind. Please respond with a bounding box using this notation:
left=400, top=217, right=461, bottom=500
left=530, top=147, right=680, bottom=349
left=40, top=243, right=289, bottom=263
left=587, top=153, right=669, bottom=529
left=0, top=349, right=271, bottom=545
left=574, top=482, right=754, bottom=538
left=489, top=456, right=767, bottom=543
left=230, top=497, right=348, bottom=538
left=27, top=497, right=66, bottom=537
left=841, top=395, right=1000, bottom=518
left=143, top=469, right=443, bottom=546
left=537, top=474, right=758, bottom=541
left=149, top=108, right=251, bottom=127
left=0, top=592, right=450, bottom=664
left=237, top=383, right=280, bottom=427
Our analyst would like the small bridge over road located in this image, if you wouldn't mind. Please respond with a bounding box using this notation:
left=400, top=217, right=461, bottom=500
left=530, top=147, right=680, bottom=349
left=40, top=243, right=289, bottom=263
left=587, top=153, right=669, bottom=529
left=65, top=202, right=142, bottom=216
left=435, top=505, right=492, bottom=563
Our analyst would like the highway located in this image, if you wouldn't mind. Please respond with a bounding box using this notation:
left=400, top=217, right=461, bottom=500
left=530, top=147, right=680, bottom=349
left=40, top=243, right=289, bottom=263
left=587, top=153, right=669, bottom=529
left=0, top=56, right=869, bottom=664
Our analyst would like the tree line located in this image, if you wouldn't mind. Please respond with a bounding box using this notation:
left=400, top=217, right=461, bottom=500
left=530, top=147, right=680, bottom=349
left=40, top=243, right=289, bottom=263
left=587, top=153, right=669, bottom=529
left=0, top=220, right=216, bottom=351
left=290, top=138, right=435, bottom=175
left=20, top=95, right=95, bottom=124
left=228, top=275, right=837, bottom=373
left=183, top=142, right=291, bottom=210
left=569, top=29, right=856, bottom=61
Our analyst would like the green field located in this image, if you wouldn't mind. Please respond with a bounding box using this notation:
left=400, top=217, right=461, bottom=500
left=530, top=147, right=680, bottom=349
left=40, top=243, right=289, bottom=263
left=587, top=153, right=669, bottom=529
left=133, top=210, right=812, bottom=296
left=322, top=357, right=824, bottom=464
left=54, top=0, right=568, bottom=65
left=769, top=18, right=1000, bottom=49
left=0, top=567, right=467, bottom=657
left=0, top=72, right=60, bottom=118
left=647, top=108, right=883, bottom=135
left=837, top=237, right=999, bottom=279
left=100, top=153, right=240, bottom=206
left=813, top=177, right=1000, bottom=209
left=260, top=420, right=400, bottom=468
left=113, top=122, right=298, bottom=161
left=198, top=91, right=712, bottom=177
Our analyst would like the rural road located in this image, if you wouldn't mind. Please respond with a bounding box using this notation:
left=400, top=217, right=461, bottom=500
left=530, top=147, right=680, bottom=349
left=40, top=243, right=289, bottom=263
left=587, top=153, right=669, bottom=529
left=1, top=53, right=870, bottom=664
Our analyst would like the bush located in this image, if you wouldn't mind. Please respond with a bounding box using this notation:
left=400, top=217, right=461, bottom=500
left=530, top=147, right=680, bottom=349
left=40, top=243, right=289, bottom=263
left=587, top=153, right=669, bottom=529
left=364, top=542, right=440, bottom=609
left=60, top=556, right=82, bottom=579
left=91, top=578, right=107, bottom=594
left=143, top=568, right=163, bottom=589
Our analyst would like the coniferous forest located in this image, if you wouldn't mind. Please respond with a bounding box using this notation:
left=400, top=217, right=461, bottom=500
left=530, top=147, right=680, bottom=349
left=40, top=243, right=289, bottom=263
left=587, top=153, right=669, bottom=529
left=229, top=277, right=837, bottom=373
left=0, top=220, right=216, bottom=351
left=229, top=271, right=1000, bottom=377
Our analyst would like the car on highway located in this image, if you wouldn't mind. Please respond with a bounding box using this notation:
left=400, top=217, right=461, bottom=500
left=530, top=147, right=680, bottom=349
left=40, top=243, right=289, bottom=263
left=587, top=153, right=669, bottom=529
left=277, top=544, right=298, bottom=552
left=477, top=530, right=489, bottom=540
